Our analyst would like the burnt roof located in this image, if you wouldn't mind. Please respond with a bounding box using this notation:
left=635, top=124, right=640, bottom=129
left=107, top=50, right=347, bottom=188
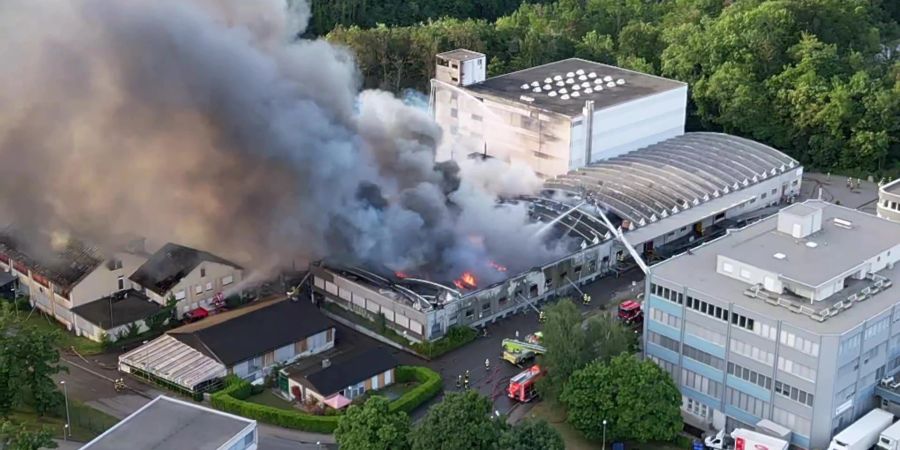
left=129, top=243, right=241, bottom=295
left=466, top=58, right=685, bottom=117
left=285, top=346, right=398, bottom=397
left=71, top=290, right=163, bottom=329
left=0, top=229, right=103, bottom=289
left=169, top=299, right=334, bottom=366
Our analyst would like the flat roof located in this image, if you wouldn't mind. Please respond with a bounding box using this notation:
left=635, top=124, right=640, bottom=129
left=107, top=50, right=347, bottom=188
left=437, top=49, right=484, bottom=61
left=652, top=201, right=900, bottom=334
left=883, top=178, right=900, bottom=195
left=466, top=58, right=685, bottom=117
left=71, top=290, right=162, bottom=329
left=81, top=396, right=254, bottom=450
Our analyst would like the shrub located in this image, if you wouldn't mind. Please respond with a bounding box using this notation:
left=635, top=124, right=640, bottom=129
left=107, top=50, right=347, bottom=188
left=411, top=326, right=477, bottom=359
left=390, top=366, right=442, bottom=414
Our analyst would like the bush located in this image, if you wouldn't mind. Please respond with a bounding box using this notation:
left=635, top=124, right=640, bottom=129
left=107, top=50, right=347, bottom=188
left=390, top=366, right=442, bottom=414
left=411, top=326, right=477, bottom=359
left=210, top=366, right=441, bottom=433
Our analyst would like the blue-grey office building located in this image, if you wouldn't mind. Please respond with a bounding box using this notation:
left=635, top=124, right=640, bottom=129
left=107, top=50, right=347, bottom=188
left=644, top=200, right=900, bottom=449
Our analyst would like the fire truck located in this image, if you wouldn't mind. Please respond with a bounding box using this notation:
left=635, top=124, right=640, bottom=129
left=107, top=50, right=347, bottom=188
left=507, top=365, right=544, bottom=402
left=501, top=338, right=547, bottom=366
left=617, top=299, right=643, bottom=326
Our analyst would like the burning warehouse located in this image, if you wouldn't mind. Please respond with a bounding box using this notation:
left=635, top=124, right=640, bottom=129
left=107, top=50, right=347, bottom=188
left=312, top=132, right=803, bottom=342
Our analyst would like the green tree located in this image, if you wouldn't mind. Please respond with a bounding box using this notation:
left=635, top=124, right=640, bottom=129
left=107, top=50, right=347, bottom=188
left=0, top=421, right=57, bottom=450
left=0, top=303, right=66, bottom=416
left=410, top=390, right=506, bottom=450
left=561, top=354, right=682, bottom=443
left=499, top=419, right=565, bottom=450
left=335, top=396, right=411, bottom=450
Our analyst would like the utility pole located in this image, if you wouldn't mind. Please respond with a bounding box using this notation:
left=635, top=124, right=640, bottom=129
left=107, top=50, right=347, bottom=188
left=60, top=380, right=71, bottom=440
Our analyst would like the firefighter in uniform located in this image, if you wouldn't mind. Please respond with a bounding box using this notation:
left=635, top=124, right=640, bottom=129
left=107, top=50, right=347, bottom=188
left=463, top=370, right=470, bottom=390
left=538, top=310, right=546, bottom=323
left=456, top=374, right=462, bottom=390
left=485, top=358, right=490, bottom=371
left=582, top=293, right=591, bottom=305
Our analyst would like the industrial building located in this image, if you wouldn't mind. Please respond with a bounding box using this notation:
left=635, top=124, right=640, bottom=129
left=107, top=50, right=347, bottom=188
left=431, top=49, right=687, bottom=178
left=312, top=131, right=802, bottom=342
left=878, top=178, right=900, bottom=222
left=644, top=200, right=900, bottom=449
left=81, top=395, right=257, bottom=450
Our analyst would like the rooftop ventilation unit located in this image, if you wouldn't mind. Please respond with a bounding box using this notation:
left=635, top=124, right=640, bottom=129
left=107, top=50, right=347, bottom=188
left=532, top=87, right=542, bottom=93
left=572, top=84, right=580, bottom=90
left=833, top=218, right=853, bottom=229
left=805, top=241, right=819, bottom=248
left=581, top=82, right=591, bottom=88
left=773, top=253, right=787, bottom=260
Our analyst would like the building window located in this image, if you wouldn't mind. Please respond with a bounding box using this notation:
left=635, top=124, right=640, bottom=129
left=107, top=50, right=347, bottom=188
left=117, top=276, right=125, bottom=291
left=739, top=268, right=752, bottom=279
left=464, top=309, right=474, bottom=319
left=685, top=322, right=726, bottom=346
left=683, top=344, right=724, bottom=370
left=780, top=331, right=820, bottom=356
left=683, top=368, right=723, bottom=397
left=451, top=108, right=458, bottom=118
left=722, top=262, right=734, bottom=273
left=174, top=290, right=186, bottom=300
left=772, top=407, right=811, bottom=437
left=481, top=302, right=491, bottom=311
left=730, top=339, right=775, bottom=365
left=647, top=331, right=680, bottom=353
left=651, top=308, right=681, bottom=329
left=774, top=381, right=814, bottom=407
left=726, top=387, right=770, bottom=418
left=778, top=357, right=817, bottom=381
left=200, top=267, right=206, bottom=278
left=649, top=356, right=677, bottom=379
left=727, top=362, right=772, bottom=389
left=685, top=397, right=712, bottom=418
left=222, top=275, right=234, bottom=286
left=195, top=285, right=203, bottom=295
left=206, top=282, right=213, bottom=291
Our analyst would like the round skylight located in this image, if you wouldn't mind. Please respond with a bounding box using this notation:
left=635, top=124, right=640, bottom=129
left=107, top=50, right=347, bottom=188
left=603, top=75, right=613, bottom=82
left=558, top=88, right=567, bottom=94
left=595, top=85, right=603, bottom=91
left=543, top=84, right=552, bottom=90
left=553, top=75, right=563, bottom=81
left=531, top=81, right=540, bottom=87
left=556, top=81, right=565, bottom=87
left=606, top=81, right=616, bottom=88
left=532, top=87, right=542, bottom=93
left=581, top=82, right=591, bottom=88
left=593, top=78, right=603, bottom=84
left=561, top=94, right=570, bottom=100
left=566, top=72, right=575, bottom=78
left=565, top=78, right=574, bottom=84
left=616, top=79, right=626, bottom=85
left=572, top=84, right=580, bottom=90
left=544, top=77, right=553, bottom=84
left=588, top=72, right=597, bottom=78
left=571, top=91, right=581, bottom=98
left=521, top=84, right=530, bottom=90
left=576, top=69, right=585, bottom=75
left=584, top=88, right=593, bottom=94
left=547, top=91, right=557, bottom=97
left=578, top=75, right=588, bottom=81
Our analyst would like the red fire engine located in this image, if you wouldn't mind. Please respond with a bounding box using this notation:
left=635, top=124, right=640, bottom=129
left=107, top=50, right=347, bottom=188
left=507, top=365, right=544, bottom=402
left=617, top=300, right=643, bottom=326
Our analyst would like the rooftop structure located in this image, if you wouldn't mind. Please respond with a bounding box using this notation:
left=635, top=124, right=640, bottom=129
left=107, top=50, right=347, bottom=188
left=71, top=289, right=162, bottom=329
left=130, top=242, right=242, bottom=295
left=436, top=49, right=485, bottom=62
left=652, top=200, right=900, bottom=333
left=466, top=58, right=686, bottom=117
left=0, top=229, right=103, bottom=290
left=283, top=346, right=398, bottom=399
left=81, top=395, right=257, bottom=450
left=878, top=178, right=900, bottom=223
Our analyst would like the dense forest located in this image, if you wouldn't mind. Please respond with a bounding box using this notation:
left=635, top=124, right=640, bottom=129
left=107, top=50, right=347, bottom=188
left=315, top=0, right=900, bottom=176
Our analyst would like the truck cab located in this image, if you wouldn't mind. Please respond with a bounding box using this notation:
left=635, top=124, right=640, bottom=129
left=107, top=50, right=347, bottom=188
left=617, top=300, right=643, bottom=326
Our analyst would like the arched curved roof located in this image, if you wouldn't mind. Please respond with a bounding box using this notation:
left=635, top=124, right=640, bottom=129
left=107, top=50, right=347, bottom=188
left=544, top=132, right=798, bottom=229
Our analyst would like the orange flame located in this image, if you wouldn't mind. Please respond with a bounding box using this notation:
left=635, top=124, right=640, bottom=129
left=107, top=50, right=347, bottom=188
left=453, top=271, right=478, bottom=290
left=489, top=261, right=507, bottom=272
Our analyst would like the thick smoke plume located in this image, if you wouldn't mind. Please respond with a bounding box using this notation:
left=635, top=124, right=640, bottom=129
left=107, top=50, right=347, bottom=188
left=0, top=0, right=562, bottom=283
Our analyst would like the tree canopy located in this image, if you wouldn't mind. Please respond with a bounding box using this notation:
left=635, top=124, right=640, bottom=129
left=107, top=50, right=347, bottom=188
left=498, top=418, right=565, bottom=450
left=0, top=421, right=57, bottom=450
left=325, top=0, right=900, bottom=176
left=335, top=396, right=411, bottom=450
left=561, top=354, right=682, bottom=443
left=0, top=305, right=66, bottom=417
left=410, top=390, right=505, bottom=450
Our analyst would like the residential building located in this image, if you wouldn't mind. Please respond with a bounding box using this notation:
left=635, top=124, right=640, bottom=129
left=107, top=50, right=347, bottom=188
left=878, top=178, right=900, bottom=222
left=80, top=395, right=257, bottom=450
left=0, top=230, right=150, bottom=340
left=431, top=50, right=687, bottom=178
left=644, top=200, right=900, bottom=449
left=119, top=298, right=335, bottom=392
left=280, top=346, right=398, bottom=407
left=129, top=242, right=243, bottom=319
left=71, top=289, right=163, bottom=341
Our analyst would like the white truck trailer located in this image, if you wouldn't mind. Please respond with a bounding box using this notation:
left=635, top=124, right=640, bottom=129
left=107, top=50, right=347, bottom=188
left=704, top=428, right=789, bottom=450
left=829, top=409, right=894, bottom=450
left=876, top=418, right=900, bottom=450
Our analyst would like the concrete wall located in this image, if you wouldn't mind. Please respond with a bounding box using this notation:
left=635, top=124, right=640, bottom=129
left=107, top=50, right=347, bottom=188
left=156, top=261, right=242, bottom=318
left=877, top=180, right=900, bottom=223
left=71, top=252, right=148, bottom=306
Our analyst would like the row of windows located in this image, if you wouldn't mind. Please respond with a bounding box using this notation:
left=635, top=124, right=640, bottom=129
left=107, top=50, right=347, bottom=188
left=726, top=387, right=770, bottom=418
left=772, top=407, right=811, bottom=437
left=882, top=199, right=900, bottom=211
left=648, top=331, right=680, bottom=353
left=774, top=381, right=814, bottom=407
left=841, top=334, right=861, bottom=355
left=651, top=308, right=681, bottom=329
left=651, top=283, right=683, bottom=304
left=865, top=318, right=890, bottom=340
left=649, top=356, right=677, bottom=379
left=779, top=330, right=820, bottom=357
left=684, top=396, right=712, bottom=419
left=683, top=368, right=723, bottom=397
left=777, top=357, right=817, bottom=382
left=686, top=296, right=728, bottom=322
left=753, top=322, right=777, bottom=341
left=730, top=339, right=775, bottom=365
left=683, top=344, right=725, bottom=370
left=727, top=362, right=772, bottom=390
left=686, top=322, right=726, bottom=346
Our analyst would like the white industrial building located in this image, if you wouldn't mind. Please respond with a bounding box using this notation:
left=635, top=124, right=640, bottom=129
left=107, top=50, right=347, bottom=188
left=431, top=49, right=687, bottom=178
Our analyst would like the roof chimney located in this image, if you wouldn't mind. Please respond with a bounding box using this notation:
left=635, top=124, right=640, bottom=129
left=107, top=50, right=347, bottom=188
left=582, top=100, right=595, bottom=165
left=321, top=358, right=331, bottom=369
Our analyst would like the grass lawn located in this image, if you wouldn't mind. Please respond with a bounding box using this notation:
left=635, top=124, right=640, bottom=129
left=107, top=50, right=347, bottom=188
left=246, top=390, right=297, bottom=411
left=370, top=381, right=419, bottom=401
left=7, top=399, right=119, bottom=442
left=530, top=401, right=686, bottom=450
left=22, top=310, right=105, bottom=356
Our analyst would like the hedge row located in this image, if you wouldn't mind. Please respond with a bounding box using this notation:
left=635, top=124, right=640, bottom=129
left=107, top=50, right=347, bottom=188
left=210, top=366, right=442, bottom=432
left=411, top=326, right=478, bottom=359
left=390, top=365, right=443, bottom=414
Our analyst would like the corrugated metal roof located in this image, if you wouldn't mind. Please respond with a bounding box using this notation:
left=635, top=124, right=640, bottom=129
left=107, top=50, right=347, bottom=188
left=119, top=334, right=226, bottom=390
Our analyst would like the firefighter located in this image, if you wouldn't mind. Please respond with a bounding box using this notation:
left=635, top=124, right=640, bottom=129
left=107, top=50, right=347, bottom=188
left=456, top=374, right=462, bottom=390
left=485, top=358, right=491, bottom=371
left=114, top=378, right=126, bottom=393
left=582, top=293, right=591, bottom=305
left=463, top=371, right=470, bottom=390
left=538, top=310, right=546, bottom=323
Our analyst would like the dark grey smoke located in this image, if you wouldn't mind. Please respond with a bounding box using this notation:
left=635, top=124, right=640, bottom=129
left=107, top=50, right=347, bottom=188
left=0, top=0, right=563, bottom=283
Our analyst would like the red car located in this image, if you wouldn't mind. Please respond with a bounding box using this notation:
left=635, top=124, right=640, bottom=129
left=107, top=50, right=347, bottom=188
left=184, top=307, right=209, bottom=323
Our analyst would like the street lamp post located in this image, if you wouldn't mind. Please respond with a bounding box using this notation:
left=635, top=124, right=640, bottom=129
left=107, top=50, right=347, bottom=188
left=602, top=419, right=608, bottom=450
left=60, top=380, right=70, bottom=440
